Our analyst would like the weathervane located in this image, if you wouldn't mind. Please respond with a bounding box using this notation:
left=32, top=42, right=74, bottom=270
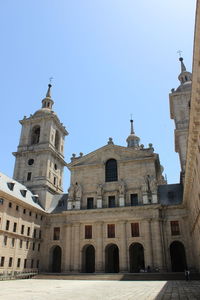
left=49, top=77, right=53, bottom=84
left=177, top=50, right=183, bottom=58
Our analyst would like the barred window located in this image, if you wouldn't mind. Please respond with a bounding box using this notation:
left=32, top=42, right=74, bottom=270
left=87, top=198, right=94, bottom=209
left=131, top=223, right=139, bottom=237
left=85, top=225, right=92, bottom=239
left=170, top=221, right=180, bottom=236
left=105, top=159, right=118, bottom=182
left=108, top=196, right=115, bottom=208
left=107, top=224, right=115, bottom=238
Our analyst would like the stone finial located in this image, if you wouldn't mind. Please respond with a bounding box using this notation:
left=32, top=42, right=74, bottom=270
left=108, top=137, right=114, bottom=145
left=79, top=152, right=83, bottom=157
left=46, top=84, right=52, bottom=98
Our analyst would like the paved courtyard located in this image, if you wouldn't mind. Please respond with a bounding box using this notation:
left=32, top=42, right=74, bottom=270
left=0, top=279, right=200, bottom=300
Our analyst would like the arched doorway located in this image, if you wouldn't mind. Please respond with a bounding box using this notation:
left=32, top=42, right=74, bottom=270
left=51, top=245, right=62, bottom=273
left=82, top=245, right=95, bottom=273
left=129, top=243, right=145, bottom=272
left=170, top=241, right=187, bottom=272
left=105, top=244, right=119, bottom=273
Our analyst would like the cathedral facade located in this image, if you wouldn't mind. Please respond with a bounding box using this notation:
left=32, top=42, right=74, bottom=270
left=0, top=2, right=200, bottom=274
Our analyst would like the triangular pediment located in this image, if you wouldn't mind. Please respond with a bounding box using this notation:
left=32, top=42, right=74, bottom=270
left=67, top=144, right=154, bottom=169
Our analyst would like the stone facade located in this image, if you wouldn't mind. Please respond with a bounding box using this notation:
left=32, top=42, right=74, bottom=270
left=0, top=3, right=200, bottom=275
left=183, top=0, right=200, bottom=272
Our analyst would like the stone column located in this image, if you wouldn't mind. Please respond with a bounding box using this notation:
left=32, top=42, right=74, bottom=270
left=63, top=223, right=71, bottom=272
left=119, top=221, right=128, bottom=272
left=72, top=223, right=80, bottom=272
left=95, top=222, right=103, bottom=272
left=144, top=219, right=153, bottom=269
left=151, top=219, right=163, bottom=271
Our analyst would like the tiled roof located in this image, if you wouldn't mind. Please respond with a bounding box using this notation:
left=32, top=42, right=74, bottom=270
left=0, top=172, right=44, bottom=211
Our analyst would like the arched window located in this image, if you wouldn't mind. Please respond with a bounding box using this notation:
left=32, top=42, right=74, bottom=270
left=55, top=130, right=60, bottom=151
left=31, top=126, right=40, bottom=145
left=105, top=159, right=118, bottom=182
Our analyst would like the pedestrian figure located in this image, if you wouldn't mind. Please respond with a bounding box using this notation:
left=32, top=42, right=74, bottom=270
left=185, top=269, right=190, bottom=281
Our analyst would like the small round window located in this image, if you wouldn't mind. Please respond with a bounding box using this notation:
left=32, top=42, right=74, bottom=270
left=54, top=164, right=57, bottom=170
left=28, top=159, right=34, bottom=166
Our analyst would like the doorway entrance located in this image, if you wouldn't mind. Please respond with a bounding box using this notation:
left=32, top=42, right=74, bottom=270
left=51, top=245, right=62, bottom=273
left=129, top=243, right=145, bottom=272
left=170, top=241, right=187, bottom=272
left=105, top=244, right=119, bottom=273
left=82, top=245, right=95, bottom=273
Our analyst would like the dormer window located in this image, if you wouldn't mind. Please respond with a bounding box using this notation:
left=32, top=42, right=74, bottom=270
left=20, top=189, right=27, bottom=197
left=7, top=182, right=15, bottom=191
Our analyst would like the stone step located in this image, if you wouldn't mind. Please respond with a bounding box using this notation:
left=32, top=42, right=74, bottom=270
left=34, top=272, right=200, bottom=281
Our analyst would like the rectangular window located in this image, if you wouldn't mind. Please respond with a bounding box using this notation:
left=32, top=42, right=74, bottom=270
left=16, top=205, right=19, bottom=211
left=53, top=227, right=60, bottom=240
left=9, top=202, right=12, bottom=208
left=131, top=223, right=140, bottom=237
left=108, top=196, right=115, bottom=208
left=4, top=236, right=8, bottom=246
left=32, top=242, right=35, bottom=251
left=26, top=241, right=29, bottom=249
left=23, top=208, right=26, bottom=214
left=85, top=225, right=92, bottom=239
left=21, top=225, right=24, bottom=234
left=0, top=257, right=5, bottom=267
left=170, top=221, right=180, bottom=236
left=130, top=194, right=139, bottom=206
left=6, top=220, right=10, bottom=230
left=24, top=259, right=27, bottom=268
left=107, top=224, right=115, bottom=238
left=0, top=198, right=4, bottom=205
left=11, top=238, right=15, bottom=247
left=38, top=243, right=40, bottom=252
left=35, top=214, right=38, bottom=219
left=17, top=258, right=21, bottom=268
left=27, top=227, right=30, bottom=236
left=13, top=222, right=17, bottom=233
left=33, top=229, right=37, bottom=238
left=20, top=240, right=23, bottom=248
left=29, top=211, right=32, bottom=217
left=8, top=257, right=13, bottom=267
left=87, top=198, right=94, bottom=209
left=27, top=172, right=32, bottom=181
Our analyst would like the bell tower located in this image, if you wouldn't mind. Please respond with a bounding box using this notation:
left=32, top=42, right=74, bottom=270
left=169, top=57, right=192, bottom=181
left=13, top=84, right=68, bottom=210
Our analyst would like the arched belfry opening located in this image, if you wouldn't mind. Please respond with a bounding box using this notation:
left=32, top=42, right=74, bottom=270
left=129, top=243, right=145, bottom=272
left=31, top=125, right=40, bottom=145
left=170, top=241, right=187, bottom=272
left=105, top=159, right=118, bottom=182
left=82, top=245, right=95, bottom=273
left=55, top=130, right=60, bottom=151
left=105, top=244, right=119, bottom=273
left=51, top=245, right=62, bottom=273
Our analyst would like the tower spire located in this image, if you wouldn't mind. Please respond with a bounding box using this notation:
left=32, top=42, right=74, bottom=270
left=130, top=118, right=134, bottom=134
left=41, top=83, right=54, bottom=110
left=126, top=118, right=140, bottom=148
left=46, top=83, right=52, bottom=98
left=179, top=57, right=186, bottom=72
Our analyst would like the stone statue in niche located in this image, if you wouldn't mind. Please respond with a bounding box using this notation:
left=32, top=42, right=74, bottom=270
left=119, top=180, right=126, bottom=196
left=75, top=182, right=82, bottom=200
left=149, top=176, right=157, bottom=193
left=97, top=184, right=103, bottom=197
left=142, top=176, right=149, bottom=193
left=68, top=184, right=75, bottom=200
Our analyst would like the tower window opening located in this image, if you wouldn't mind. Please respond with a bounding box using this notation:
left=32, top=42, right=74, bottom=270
left=55, top=130, right=60, bottom=151
left=54, top=177, right=57, bottom=185
left=105, top=159, right=118, bottom=182
left=31, top=126, right=40, bottom=145
left=47, top=102, right=50, bottom=107
left=28, top=159, right=34, bottom=166
left=27, top=172, right=32, bottom=181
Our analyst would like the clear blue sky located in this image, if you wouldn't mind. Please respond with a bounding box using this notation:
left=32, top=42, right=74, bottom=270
left=0, top=0, right=196, bottom=190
